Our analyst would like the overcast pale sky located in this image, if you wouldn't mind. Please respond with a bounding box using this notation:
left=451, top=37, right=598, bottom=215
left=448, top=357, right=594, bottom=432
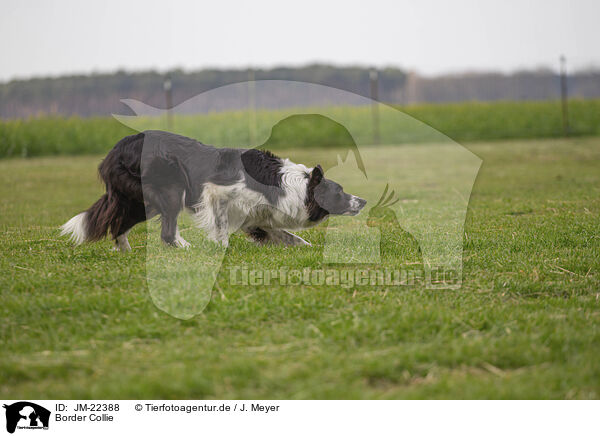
left=1, top=0, right=598, bottom=82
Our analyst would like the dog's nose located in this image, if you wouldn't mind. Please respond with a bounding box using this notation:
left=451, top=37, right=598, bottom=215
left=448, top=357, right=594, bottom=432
left=357, top=197, right=367, bottom=209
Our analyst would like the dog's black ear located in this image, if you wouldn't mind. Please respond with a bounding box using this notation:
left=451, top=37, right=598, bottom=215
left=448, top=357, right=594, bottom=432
left=310, top=164, right=324, bottom=184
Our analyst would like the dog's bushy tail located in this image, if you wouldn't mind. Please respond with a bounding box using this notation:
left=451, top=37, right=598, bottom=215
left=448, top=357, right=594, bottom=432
left=61, top=193, right=122, bottom=244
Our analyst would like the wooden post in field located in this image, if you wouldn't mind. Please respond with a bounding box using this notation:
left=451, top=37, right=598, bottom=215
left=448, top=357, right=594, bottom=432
left=370, top=69, right=380, bottom=145
left=248, top=68, right=257, bottom=145
left=164, top=74, right=174, bottom=131
left=559, top=55, right=569, bottom=137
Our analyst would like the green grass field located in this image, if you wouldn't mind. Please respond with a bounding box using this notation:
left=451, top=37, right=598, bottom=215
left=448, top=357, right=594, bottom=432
left=1, top=136, right=599, bottom=399
left=1, top=99, right=600, bottom=158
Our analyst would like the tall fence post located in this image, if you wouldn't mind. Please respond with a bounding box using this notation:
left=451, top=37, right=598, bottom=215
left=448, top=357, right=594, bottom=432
left=164, top=74, right=174, bottom=131
left=248, top=68, right=257, bottom=145
left=559, top=55, right=569, bottom=137
left=370, top=68, right=380, bottom=145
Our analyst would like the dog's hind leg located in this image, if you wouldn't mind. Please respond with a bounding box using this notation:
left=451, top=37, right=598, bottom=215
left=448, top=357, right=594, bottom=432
left=144, top=185, right=186, bottom=247
left=161, top=208, right=181, bottom=247
left=113, top=230, right=132, bottom=252
left=174, top=226, right=191, bottom=248
left=111, top=201, right=147, bottom=252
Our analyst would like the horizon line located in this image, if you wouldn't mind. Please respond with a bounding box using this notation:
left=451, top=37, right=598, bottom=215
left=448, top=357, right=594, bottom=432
left=2, top=61, right=600, bottom=85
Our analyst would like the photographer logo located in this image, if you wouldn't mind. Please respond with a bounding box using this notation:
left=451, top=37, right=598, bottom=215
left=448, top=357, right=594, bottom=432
left=3, top=402, right=50, bottom=434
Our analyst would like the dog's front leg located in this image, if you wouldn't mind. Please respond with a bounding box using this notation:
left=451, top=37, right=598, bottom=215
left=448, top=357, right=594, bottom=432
left=210, top=198, right=230, bottom=247
left=266, top=229, right=311, bottom=247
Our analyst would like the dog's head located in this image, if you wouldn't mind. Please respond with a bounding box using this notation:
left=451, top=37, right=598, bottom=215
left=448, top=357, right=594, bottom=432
left=305, top=164, right=366, bottom=223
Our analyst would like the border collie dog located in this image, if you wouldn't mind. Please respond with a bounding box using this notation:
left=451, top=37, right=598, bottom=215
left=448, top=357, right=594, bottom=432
left=61, top=131, right=366, bottom=251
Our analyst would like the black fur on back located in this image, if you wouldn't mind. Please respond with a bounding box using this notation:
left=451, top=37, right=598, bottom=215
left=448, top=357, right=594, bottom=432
left=240, top=148, right=283, bottom=187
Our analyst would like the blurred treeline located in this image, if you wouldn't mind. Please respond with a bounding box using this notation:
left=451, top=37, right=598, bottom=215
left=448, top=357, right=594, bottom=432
left=1, top=64, right=599, bottom=118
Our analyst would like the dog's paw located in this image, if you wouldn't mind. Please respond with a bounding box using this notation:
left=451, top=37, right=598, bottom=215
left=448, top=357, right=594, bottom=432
left=111, top=244, right=132, bottom=252
left=174, top=237, right=191, bottom=249
left=211, top=236, right=229, bottom=248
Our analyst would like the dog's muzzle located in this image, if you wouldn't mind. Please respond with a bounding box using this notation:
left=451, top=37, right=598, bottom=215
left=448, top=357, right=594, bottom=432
left=345, top=196, right=367, bottom=215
